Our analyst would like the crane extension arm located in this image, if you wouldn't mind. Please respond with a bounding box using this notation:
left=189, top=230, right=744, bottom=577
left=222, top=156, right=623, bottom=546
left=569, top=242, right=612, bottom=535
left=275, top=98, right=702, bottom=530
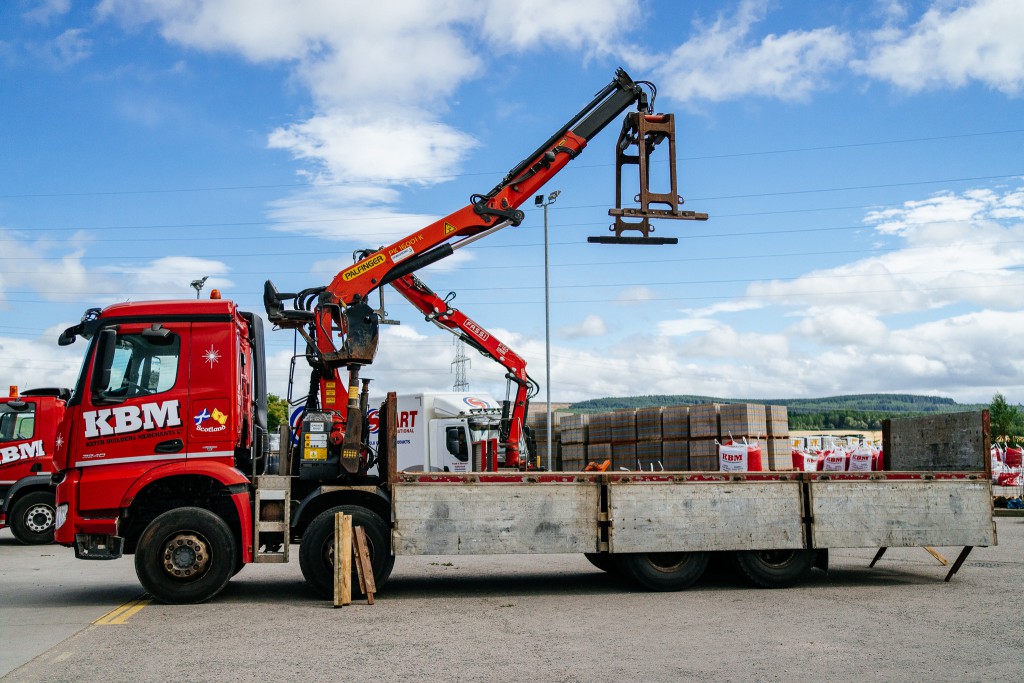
left=389, top=273, right=535, bottom=467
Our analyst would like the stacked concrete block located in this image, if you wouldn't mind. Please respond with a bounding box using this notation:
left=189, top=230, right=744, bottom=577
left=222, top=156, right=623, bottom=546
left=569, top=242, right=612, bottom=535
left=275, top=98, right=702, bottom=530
left=613, top=443, right=637, bottom=470
left=689, top=440, right=719, bottom=470
left=688, top=403, right=721, bottom=470
left=587, top=442, right=612, bottom=466
left=661, top=405, right=689, bottom=470
left=662, top=439, right=689, bottom=471
left=527, top=410, right=562, bottom=470
left=559, top=414, right=589, bottom=445
left=609, top=409, right=637, bottom=469
left=588, top=412, right=613, bottom=444
left=634, top=407, right=664, bottom=471
left=636, top=440, right=664, bottom=471
left=719, top=403, right=767, bottom=441
left=765, top=404, right=791, bottom=471
left=561, top=443, right=587, bottom=471
left=662, top=405, right=689, bottom=441
left=635, top=407, right=663, bottom=441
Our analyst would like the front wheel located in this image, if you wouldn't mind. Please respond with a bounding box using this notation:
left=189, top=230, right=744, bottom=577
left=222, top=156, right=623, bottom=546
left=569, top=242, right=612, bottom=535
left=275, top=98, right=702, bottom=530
left=615, top=551, right=709, bottom=591
left=134, top=507, right=237, bottom=604
left=733, top=549, right=817, bottom=588
left=9, top=490, right=56, bottom=545
left=298, top=506, right=395, bottom=600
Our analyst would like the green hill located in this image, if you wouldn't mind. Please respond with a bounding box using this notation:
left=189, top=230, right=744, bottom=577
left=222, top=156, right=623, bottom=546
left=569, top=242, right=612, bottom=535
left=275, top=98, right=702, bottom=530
left=566, top=394, right=988, bottom=431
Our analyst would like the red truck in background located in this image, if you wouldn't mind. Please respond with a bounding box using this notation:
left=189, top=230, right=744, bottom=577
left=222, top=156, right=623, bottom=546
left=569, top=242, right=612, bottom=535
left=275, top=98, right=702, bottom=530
left=1, top=387, right=67, bottom=544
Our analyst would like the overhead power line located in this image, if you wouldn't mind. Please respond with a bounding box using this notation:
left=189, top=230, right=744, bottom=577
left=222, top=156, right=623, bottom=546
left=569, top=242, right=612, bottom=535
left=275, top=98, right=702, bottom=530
left=1, top=128, right=1021, bottom=199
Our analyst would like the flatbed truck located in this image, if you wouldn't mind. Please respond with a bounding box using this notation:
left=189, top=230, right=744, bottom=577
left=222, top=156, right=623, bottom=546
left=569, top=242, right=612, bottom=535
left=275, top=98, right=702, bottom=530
left=50, top=69, right=996, bottom=603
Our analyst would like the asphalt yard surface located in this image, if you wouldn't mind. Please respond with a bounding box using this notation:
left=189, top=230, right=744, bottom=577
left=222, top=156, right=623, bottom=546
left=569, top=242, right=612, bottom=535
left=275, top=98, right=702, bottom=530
left=2, top=520, right=1022, bottom=682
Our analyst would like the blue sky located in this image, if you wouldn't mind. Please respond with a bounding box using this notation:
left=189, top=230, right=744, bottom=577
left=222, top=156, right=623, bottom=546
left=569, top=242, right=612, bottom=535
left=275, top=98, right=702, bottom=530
left=1, top=0, right=1023, bottom=405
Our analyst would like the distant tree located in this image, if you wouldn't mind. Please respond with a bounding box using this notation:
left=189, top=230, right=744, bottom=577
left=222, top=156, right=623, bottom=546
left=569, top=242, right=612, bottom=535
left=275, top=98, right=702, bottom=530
left=267, top=393, right=289, bottom=432
left=989, top=393, right=1022, bottom=441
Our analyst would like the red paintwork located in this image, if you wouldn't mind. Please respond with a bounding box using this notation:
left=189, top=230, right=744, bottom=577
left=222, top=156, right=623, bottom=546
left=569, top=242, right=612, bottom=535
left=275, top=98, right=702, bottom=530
left=0, top=395, right=63, bottom=529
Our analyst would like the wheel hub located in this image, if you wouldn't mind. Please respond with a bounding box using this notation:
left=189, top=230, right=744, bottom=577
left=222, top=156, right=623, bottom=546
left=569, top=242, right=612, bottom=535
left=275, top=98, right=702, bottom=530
left=161, top=533, right=210, bottom=579
left=25, top=504, right=54, bottom=533
left=647, top=552, right=688, bottom=572
left=754, top=550, right=796, bottom=567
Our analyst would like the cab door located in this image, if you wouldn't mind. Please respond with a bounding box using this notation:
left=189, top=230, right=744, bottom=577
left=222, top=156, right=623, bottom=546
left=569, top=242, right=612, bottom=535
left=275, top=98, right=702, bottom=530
left=430, top=419, right=471, bottom=473
left=73, top=323, right=190, bottom=512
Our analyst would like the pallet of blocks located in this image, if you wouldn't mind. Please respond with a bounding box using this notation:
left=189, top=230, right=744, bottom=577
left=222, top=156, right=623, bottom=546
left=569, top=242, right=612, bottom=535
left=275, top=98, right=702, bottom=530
left=635, top=407, right=663, bottom=470
left=586, top=412, right=613, bottom=469
left=610, top=409, right=636, bottom=469
left=557, top=414, right=588, bottom=471
left=688, top=403, right=720, bottom=470
left=526, top=410, right=562, bottom=469
left=560, top=443, right=586, bottom=471
left=765, top=404, right=791, bottom=471
left=660, top=405, right=689, bottom=470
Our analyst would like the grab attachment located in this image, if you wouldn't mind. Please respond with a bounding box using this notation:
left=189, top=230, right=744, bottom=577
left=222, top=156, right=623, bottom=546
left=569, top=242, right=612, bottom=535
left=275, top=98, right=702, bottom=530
left=590, top=112, right=708, bottom=245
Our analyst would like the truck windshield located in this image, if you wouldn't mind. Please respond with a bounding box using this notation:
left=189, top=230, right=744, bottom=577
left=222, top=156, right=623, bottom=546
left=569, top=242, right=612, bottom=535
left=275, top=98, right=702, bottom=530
left=0, top=403, right=36, bottom=442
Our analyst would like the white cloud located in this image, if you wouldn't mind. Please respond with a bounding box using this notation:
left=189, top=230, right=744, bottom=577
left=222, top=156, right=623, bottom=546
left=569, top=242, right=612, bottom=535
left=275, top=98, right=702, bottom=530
left=480, top=0, right=638, bottom=53
left=98, top=0, right=639, bottom=246
left=735, top=184, right=1024, bottom=315
left=23, top=0, right=71, bottom=25
left=41, top=28, right=92, bottom=68
left=652, top=0, right=851, bottom=103
left=558, top=314, right=607, bottom=339
left=101, top=256, right=233, bottom=301
left=856, top=0, right=1024, bottom=95
left=657, top=317, right=719, bottom=337
left=0, top=335, right=83, bottom=392
left=614, top=286, right=655, bottom=304
left=267, top=110, right=478, bottom=186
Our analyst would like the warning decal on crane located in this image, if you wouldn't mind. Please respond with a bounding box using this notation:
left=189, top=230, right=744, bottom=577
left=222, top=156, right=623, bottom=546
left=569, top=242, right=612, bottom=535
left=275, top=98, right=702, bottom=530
left=444, top=222, right=456, bottom=235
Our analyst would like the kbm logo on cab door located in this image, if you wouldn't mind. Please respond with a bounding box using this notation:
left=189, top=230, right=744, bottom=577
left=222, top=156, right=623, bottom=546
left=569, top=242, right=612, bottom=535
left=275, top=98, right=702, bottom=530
left=82, top=399, right=184, bottom=443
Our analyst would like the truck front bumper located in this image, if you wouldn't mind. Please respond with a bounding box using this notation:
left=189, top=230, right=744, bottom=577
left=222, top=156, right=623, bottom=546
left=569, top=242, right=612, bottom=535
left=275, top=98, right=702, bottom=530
left=74, top=533, right=124, bottom=560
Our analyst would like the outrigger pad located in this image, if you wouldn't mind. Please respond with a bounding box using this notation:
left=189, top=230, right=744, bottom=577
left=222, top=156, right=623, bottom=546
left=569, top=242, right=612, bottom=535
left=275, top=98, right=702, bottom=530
left=587, top=236, right=678, bottom=245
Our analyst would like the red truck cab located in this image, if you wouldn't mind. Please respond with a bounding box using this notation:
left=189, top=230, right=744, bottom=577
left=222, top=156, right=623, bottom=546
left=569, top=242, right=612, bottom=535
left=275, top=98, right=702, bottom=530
left=0, top=388, right=66, bottom=544
left=53, top=300, right=268, bottom=578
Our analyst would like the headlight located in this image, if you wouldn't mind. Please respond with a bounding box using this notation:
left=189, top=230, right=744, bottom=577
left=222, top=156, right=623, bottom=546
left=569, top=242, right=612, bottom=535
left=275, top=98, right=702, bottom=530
left=55, top=503, right=68, bottom=530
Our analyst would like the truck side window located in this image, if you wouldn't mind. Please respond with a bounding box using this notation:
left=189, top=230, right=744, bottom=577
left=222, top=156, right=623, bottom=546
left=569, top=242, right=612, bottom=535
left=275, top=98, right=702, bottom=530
left=445, top=426, right=469, bottom=462
left=101, top=333, right=181, bottom=399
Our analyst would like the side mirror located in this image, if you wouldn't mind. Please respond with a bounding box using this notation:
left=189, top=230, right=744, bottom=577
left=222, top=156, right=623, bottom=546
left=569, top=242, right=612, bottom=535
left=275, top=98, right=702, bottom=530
left=90, top=329, right=117, bottom=396
left=58, top=326, right=79, bottom=346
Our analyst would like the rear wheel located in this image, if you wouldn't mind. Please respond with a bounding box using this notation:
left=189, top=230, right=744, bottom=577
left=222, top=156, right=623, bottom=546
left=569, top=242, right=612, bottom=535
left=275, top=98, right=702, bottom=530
left=9, top=491, right=56, bottom=545
left=615, top=551, right=709, bottom=591
left=733, top=549, right=816, bottom=588
left=134, top=507, right=236, bottom=604
left=298, top=505, right=394, bottom=600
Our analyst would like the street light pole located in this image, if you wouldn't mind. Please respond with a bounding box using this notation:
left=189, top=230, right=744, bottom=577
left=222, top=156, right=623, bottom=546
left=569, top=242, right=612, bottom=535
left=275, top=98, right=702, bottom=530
left=535, top=190, right=560, bottom=471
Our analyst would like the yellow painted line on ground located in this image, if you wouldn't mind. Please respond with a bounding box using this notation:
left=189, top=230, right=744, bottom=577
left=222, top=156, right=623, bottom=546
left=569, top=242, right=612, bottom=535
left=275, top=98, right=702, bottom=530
left=93, top=594, right=152, bottom=625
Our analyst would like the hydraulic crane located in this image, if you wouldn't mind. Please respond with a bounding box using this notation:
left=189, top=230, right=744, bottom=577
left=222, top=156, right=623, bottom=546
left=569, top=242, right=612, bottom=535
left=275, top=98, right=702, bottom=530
left=263, top=68, right=707, bottom=476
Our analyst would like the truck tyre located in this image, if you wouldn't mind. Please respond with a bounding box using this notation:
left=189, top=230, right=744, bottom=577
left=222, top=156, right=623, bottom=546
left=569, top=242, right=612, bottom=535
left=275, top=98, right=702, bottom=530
left=733, top=549, right=816, bottom=588
left=615, top=551, right=709, bottom=591
left=299, top=506, right=395, bottom=600
left=583, top=553, right=618, bottom=574
left=9, top=490, right=56, bottom=545
left=134, top=507, right=237, bottom=604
